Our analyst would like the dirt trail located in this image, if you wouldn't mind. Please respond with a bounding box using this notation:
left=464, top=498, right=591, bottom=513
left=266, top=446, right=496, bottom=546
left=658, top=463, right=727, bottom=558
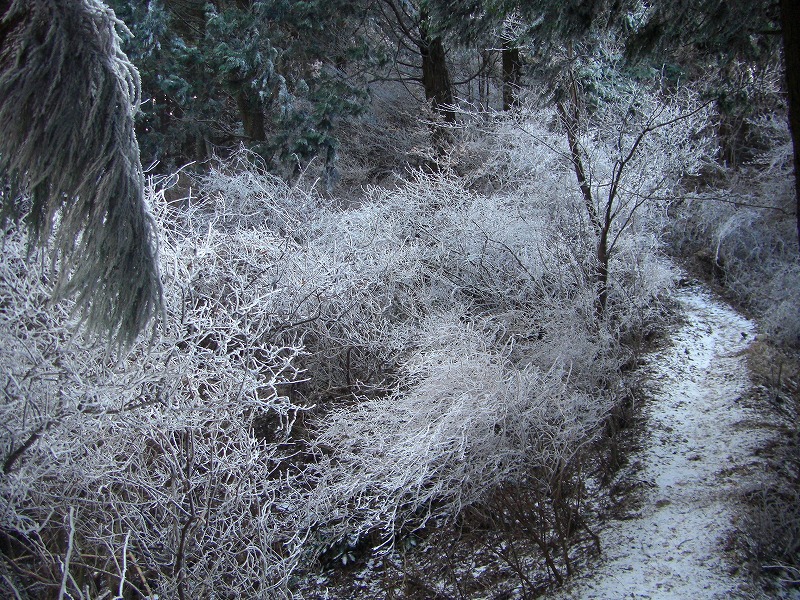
left=551, top=284, right=771, bottom=599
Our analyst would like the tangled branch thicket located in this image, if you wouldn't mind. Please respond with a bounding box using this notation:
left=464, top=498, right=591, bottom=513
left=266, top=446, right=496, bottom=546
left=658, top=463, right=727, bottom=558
left=0, top=177, right=310, bottom=598
left=0, top=80, right=702, bottom=597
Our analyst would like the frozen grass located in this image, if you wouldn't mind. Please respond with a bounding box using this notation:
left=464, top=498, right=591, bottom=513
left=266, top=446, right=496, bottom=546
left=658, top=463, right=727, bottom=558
left=669, top=116, right=800, bottom=347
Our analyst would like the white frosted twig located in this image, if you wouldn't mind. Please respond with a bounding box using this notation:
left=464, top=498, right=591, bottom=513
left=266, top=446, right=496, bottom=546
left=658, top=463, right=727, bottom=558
left=57, top=507, right=75, bottom=600
left=116, top=532, right=130, bottom=599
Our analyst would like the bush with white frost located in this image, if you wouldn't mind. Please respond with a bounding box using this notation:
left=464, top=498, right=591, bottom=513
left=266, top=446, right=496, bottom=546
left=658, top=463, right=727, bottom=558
left=308, top=313, right=610, bottom=548
left=0, top=181, right=308, bottom=599
left=0, top=76, right=701, bottom=595
left=669, top=116, right=800, bottom=346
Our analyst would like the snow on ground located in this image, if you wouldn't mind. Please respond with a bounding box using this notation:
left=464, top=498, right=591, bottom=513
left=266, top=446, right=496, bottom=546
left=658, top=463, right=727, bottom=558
left=550, top=283, right=772, bottom=599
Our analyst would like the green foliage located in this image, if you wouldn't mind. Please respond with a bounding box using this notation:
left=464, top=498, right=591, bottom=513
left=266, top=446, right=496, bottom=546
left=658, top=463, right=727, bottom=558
left=427, top=0, right=624, bottom=46
left=109, top=0, right=370, bottom=173
left=626, top=0, right=781, bottom=64
left=110, top=1, right=222, bottom=168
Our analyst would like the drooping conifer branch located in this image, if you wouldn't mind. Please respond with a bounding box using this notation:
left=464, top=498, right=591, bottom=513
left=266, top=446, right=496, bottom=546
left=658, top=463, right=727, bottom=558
left=0, top=0, right=162, bottom=347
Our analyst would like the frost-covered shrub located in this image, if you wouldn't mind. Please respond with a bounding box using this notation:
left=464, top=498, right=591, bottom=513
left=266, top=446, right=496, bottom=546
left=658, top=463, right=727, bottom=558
left=190, top=149, right=330, bottom=234
left=284, top=167, right=629, bottom=395
left=178, top=130, right=674, bottom=552
left=307, top=313, right=611, bottom=547
left=335, top=81, right=432, bottom=187
left=669, top=116, right=800, bottom=346
left=280, top=84, right=704, bottom=563
left=0, top=76, right=693, bottom=596
left=186, top=112, right=682, bottom=400
left=0, top=182, right=308, bottom=599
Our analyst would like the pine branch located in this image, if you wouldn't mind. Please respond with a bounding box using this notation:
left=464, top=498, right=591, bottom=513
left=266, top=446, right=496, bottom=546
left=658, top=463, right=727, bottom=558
left=0, top=0, right=163, bottom=348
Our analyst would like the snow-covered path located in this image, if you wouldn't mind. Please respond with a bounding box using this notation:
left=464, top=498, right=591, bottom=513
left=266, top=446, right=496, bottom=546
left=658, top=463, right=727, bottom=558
left=551, top=284, right=770, bottom=599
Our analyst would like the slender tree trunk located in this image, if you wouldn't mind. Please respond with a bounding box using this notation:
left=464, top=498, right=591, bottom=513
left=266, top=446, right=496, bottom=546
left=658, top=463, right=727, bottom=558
left=502, top=41, right=522, bottom=111
left=596, top=221, right=610, bottom=316
left=419, top=13, right=454, bottom=157
left=557, top=103, right=599, bottom=232
left=557, top=82, right=608, bottom=318
left=482, top=49, right=491, bottom=108
left=780, top=0, right=800, bottom=253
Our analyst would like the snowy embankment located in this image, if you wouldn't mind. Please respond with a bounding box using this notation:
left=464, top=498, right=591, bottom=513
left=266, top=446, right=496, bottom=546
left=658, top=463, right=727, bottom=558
left=551, top=282, right=771, bottom=599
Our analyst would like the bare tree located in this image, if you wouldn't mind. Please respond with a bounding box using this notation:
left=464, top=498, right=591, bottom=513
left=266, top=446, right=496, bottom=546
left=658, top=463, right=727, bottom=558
left=556, top=66, right=711, bottom=317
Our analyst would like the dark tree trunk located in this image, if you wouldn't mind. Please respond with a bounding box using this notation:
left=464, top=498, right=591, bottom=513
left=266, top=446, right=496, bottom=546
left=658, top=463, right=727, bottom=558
left=502, top=41, right=522, bottom=111
left=420, top=35, right=455, bottom=121
left=419, top=14, right=455, bottom=157
left=478, top=49, right=491, bottom=108
left=235, top=87, right=266, bottom=142
left=558, top=85, right=608, bottom=318
left=596, top=215, right=611, bottom=317
left=781, top=0, right=800, bottom=252
left=420, top=35, right=454, bottom=156
left=163, top=0, right=206, bottom=42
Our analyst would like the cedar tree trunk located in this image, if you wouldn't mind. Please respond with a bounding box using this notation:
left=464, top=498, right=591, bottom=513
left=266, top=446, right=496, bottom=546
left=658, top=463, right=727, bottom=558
left=502, top=41, right=522, bottom=111
left=419, top=14, right=454, bottom=157
left=235, top=86, right=266, bottom=142
left=781, top=0, right=800, bottom=252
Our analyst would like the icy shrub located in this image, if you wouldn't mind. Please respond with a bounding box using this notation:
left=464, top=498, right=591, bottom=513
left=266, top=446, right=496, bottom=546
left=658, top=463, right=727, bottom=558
left=669, top=116, right=800, bottom=346
left=449, top=93, right=697, bottom=341
left=192, top=149, right=330, bottom=234
left=284, top=85, right=708, bottom=579
left=307, top=313, right=611, bottom=547
left=0, top=182, right=308, bottom=599
left=335, top=81, right=432, bottom=187
left=178, top=135, right=674, bottom=566
left=0, top=80, right=693, bottom=596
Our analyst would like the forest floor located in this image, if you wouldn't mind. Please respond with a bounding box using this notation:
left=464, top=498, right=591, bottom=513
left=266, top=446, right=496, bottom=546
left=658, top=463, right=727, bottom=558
left=548, top=281, right=776, bottom=599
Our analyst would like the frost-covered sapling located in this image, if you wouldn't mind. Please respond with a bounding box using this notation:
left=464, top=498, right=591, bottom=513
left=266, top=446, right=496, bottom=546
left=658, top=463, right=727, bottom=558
left=556, top=68, right=711, bottom=316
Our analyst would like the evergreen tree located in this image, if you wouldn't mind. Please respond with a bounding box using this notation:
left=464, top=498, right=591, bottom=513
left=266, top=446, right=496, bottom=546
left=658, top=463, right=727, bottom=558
left=109, top=0, right=370, bottom=174
left=426, top=0, right=625, bottom=108
left=108, top=1, right=217, bottom=167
